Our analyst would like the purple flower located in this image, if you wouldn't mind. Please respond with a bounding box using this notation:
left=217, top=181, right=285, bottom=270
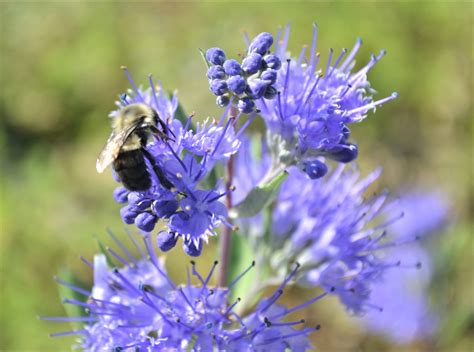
left=257, top=25, right=397, bottom=176
left=45, top=233, right=327, bottom=351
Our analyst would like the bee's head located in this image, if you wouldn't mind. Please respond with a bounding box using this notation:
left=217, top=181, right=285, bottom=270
left=120, top=103, right=158, bottom=128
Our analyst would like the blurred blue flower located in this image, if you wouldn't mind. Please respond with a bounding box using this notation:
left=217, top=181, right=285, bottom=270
left=46, top=233, right=327, bottom=351
left=361, top=192, right=448, bottom=343
left=258, top=24, right=397, bottom=178
left=233, top=137, right=422, bottom=313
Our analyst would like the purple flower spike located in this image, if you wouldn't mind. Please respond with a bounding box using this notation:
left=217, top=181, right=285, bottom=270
left=257, top=24, right=397, bottom=175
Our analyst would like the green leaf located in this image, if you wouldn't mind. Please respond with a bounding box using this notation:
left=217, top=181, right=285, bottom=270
left=56, top=268, right=89, bottom=329
left=199, top=48, right=211, bottom=69
left=230, top=171, right=288, bottom=218
left=227, top=233, right=257, bottom=304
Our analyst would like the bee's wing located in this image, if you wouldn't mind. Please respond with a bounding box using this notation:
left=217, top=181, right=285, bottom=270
left=96, top=123, right=140, bottom=173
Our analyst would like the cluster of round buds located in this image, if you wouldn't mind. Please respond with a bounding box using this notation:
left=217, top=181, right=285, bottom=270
left=206, top=32, right=282, bottom=114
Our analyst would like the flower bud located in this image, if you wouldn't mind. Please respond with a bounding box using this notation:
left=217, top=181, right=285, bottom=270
left=237, top=97, right=255, bottom=114
left=113, top=187, right=129, bottom=203
left=264, top=86, right=278, bottom=99
left=223, top=59, right=242, bottom=76
left=209, top=79, right=228, bottom=96
left=120, top=206, right=138, bottom=225
left=242, top=53, right=263, bottom=75
left=327, top=144, right=358, bottom=163
left=248, top=32, right=274, bottom=55
left=152, top=199, right=179, bottom=218
left=206, top=47, right=226, bottom=65
left=134, top=212, right=157, bottom=232
left=248, top=79, right=271, bottom=99
left=260, top=69, right=278, bottom=84
left=207, top=65, right=225, bottom=80
left=301, top=160, right=328, bottom=179
left=156, top=231, right=178, bottom=252
left=216, top=95, right=230, bottom=107
left=227, top=76, right=247, bottom=95
left=263, top=54, right=281, bottom=70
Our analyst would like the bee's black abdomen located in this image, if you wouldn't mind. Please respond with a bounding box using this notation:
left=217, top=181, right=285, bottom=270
left=113, top=149, right=151, bottom=191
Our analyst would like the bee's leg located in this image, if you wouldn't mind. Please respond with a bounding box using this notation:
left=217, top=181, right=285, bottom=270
left=141, top=147, right=175, bottom=190
left=150, top=125, right=175, bottom=142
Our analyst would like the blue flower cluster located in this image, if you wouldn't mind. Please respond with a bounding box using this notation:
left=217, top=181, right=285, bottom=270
left=234, top=138, right=427, bottom=314
left=44, top=24, right=449, bottom=352
left=112, top=69, right=257, bottom=256
left=361, top=192, right=448, bottom=343
left=44, top=232, right=325, bottom=351
left=206, top=32, right=282, bottom=114
left=257, top=25, right=397, bottom=179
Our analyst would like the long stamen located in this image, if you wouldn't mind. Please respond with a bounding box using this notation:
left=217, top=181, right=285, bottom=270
left=148, top=74, right=161, bottom=113
left=258, top=289, right=283, bottom=313
left=107, top=247, right=133, bottom=269
left=294, top=73, right=322, bottom=115
left=80, top=256, right=93, bottom=268
left=346, top=92, right=398, bottom=116
left=327, top=48, right=347, bottom=78
left=40, top=316, right=96, bottom=322
left=282, top=59, right=292, bottom=117
left=125, top=228, right=146, bottom=259
left=143, top=235, right=176, bottom=290
left=50, top=330, right=87, bottom=338
left=270, top=291, right=329, bottom=320
left=107, top=230, right=138, bottom=266
left=340, top=38, right=362, bottom=71
left=224, top=297, right=241, bottom=316
left=203, top=260, right=219, bottom=287
left=325, top=48, right=334, bottom=75
left=235, top=110, right=258, bottom=139
left=297, top=45, right=308, bottom=66
left=206, top=186, right=235, bottom=204
left=309, top=23, right=318, bottom=68
left=211, top=117, right=234, bottom=157
left=121, top=66, right=144, bottom=102
left=54, top=277, right=90, bottom=296
left=228, top=261, right=256, bottom=289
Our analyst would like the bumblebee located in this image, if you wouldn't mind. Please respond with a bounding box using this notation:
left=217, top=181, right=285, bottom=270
left=96, top=103, right=173, bottom=191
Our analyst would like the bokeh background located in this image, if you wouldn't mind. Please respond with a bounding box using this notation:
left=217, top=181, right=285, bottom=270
left=1, top=1, right=472, bottom=351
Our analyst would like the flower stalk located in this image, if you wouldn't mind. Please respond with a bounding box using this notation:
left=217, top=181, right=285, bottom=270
left=218, top=106, right=238, bottom=287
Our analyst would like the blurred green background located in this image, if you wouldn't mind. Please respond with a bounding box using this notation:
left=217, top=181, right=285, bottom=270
left=0, top=1, right=472, bottom=351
